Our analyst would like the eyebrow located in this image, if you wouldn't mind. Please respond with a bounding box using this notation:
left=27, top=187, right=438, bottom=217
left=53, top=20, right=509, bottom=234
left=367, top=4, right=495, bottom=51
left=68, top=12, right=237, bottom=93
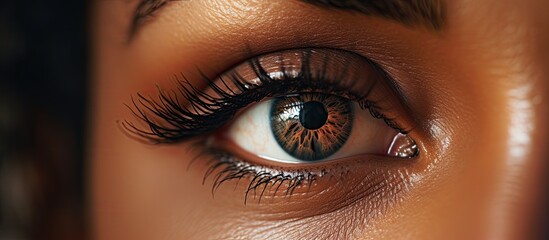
left=129, top=0, right=170, bottom=39
left=129, top=0, right=445, bottom=40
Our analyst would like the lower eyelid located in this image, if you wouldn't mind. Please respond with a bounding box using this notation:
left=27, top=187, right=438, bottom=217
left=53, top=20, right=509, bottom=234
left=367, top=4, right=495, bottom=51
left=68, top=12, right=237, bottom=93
left=192, top=139, right=417, bottom=220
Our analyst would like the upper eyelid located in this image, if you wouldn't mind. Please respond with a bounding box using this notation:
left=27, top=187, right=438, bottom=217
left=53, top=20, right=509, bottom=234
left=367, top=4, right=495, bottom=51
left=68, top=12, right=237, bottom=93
left=121, top=48, right=413, bottom=144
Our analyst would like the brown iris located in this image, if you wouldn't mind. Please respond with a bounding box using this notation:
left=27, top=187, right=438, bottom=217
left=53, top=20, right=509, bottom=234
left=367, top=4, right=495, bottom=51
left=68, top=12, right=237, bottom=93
left=270, top=93, right=353, bottom=161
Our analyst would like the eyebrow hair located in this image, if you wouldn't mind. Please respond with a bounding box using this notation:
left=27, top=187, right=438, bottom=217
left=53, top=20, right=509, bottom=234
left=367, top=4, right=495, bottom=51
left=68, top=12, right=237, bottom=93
left=303, top=0, right=445, bottom=31
left=128, top=0, right=445, bottom=41
left=129, top=0, right=170, bottom=40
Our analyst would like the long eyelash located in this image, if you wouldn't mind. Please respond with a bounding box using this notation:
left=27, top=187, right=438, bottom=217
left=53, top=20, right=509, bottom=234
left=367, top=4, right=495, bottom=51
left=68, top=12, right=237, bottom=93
left=196, top=148, right=320, bottom=204
left=122, top=49, right=412, bottom=201
left=122, top=50, right=407, bottom=144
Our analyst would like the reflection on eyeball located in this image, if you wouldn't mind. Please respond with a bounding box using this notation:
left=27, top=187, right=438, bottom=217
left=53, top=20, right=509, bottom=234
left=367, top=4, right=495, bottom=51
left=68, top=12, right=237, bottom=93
left=223, top=92, right=417, bottom=164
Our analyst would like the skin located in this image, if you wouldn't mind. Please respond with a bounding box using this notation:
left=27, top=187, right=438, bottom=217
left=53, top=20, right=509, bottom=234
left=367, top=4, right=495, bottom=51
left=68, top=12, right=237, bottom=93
left=91, top=0, right=549, bottom=239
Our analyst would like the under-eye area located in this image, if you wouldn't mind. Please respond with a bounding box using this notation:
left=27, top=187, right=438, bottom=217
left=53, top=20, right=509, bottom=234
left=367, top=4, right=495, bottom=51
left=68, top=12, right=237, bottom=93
left=192, top=146, right=419, bottom=219
left=122, top=48, right=420, bottom=207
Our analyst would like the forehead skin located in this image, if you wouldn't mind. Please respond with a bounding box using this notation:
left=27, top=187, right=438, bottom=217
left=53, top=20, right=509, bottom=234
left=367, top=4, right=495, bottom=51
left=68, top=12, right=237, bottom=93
left=90, top=0, right=549, bottom=239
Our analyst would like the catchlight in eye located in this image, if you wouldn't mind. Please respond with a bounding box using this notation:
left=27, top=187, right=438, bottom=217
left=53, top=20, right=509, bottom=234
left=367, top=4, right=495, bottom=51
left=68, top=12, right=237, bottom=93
left=270, top=93, right=353, bottom=161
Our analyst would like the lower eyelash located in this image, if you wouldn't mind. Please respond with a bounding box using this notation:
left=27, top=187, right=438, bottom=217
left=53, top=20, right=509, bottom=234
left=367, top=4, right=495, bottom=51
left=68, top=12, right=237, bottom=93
left=193, top=145, right=323, bottom=204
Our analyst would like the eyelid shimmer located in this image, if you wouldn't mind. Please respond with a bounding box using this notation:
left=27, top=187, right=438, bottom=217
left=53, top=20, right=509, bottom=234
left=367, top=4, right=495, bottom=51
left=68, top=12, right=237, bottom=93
left=122, top=48, right=414, bottom=145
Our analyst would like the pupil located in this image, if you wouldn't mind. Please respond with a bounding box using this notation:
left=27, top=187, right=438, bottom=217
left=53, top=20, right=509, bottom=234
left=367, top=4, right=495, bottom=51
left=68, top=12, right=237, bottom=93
left=270, top=93, right=353, bottom=161
left=299, top=101, right=328, bottom=130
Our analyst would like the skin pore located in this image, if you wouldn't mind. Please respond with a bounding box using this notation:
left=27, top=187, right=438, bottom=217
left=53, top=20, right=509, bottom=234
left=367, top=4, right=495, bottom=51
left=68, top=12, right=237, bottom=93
left=91, top=0, right=549, bottom=239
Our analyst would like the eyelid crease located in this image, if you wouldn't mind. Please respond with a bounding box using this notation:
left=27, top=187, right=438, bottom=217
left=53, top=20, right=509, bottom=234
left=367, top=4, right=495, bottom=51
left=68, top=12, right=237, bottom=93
left=122, top=48, right=413, bottom=145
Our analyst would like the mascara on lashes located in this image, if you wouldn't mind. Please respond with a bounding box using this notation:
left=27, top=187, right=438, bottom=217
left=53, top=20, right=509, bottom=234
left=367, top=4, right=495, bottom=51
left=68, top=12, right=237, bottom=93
left=122, top=48, right=411, bottom=144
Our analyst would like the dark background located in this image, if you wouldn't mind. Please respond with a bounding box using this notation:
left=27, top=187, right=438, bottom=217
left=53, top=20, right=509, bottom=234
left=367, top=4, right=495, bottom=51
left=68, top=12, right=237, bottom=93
left=0, top=1, right=87, bottom=239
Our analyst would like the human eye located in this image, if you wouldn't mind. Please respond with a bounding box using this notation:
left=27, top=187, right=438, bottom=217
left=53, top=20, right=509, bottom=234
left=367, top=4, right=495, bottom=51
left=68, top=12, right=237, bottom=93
left=123, top=48, right=420, bottom=206
left=222, top=51, right=418, bottom=163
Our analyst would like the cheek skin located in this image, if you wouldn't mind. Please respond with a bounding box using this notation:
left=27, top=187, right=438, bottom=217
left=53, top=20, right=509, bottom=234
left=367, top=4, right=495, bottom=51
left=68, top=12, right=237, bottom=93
left=91, top=0, right=549, bottom=239
left=363, top=1, right=549, bottom=238
left=453, top=1, right=549, bottom=238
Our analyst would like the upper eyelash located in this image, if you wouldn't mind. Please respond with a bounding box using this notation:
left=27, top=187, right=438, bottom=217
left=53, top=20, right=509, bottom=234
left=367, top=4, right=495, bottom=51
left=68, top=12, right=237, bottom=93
left=122, top=49, right=408, bottom=144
